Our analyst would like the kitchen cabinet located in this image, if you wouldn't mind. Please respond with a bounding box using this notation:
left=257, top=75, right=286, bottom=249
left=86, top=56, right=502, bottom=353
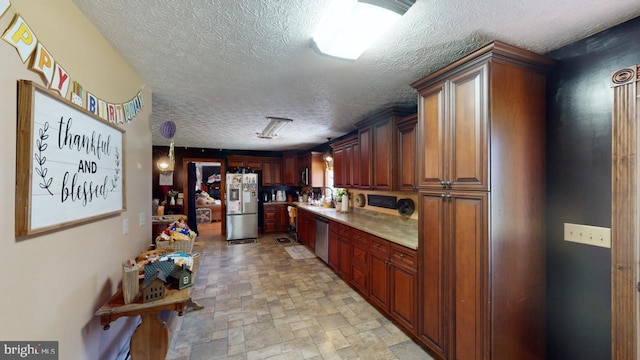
left=395, top=114, right=418, bottom=191
left=226, top=156, right=262, bottom=171
left=368, top=235, right=390, bottom=310
left=350, top=229, right=369, bottom=296
left=411, top=41, right=552, bottom=359
left=337, top=224, right=351, bottom=281
left=262, top=203, right=288, bottom=234
left=297, top=152, right=325, bottom=187
left=355, top=108, right=413, bottom=190
left=389, top=243, right=418, bottom=335
left=283, top=153, right=297, bottom=186
left=331, top=135, right=359, bottom=189
left=328, top=221, right=339, bottom=271
left=262, top=158, right=283, bottom=186
left=296, top=208, right=316, bottom=250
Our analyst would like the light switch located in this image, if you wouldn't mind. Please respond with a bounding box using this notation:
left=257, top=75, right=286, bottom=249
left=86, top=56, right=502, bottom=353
left=564, top=223, right=611, bottom=248
left=123, top=218, right=129, bottom=235
left=139, top=212, right=145, bottom=226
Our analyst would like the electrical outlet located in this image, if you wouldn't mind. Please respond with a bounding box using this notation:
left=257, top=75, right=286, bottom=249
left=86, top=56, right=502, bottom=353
left=139, top=212, right=145, bottom=226
left=123, top=218, right=128, bottom=235
left=564, top=223, right=611, bottom=248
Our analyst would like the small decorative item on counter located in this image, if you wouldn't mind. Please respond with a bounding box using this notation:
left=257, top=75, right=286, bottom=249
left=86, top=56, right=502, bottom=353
left=142, top=269, right=167, bottom=303
left=122, top=260, right=139, bottom=304
left=168, top=264, right=193, bottom=290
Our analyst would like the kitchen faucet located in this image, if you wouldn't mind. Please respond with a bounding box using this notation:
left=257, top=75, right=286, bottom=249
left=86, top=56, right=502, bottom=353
left=319, top=187, right=334, bottom=207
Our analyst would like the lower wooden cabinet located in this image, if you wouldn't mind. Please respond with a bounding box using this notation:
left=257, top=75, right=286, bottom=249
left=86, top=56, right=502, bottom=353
left=297, top=208, right=316, bottom=250
left=262, top=203, right=288, bottom=234
left=326, top=220, right=418, bottom=339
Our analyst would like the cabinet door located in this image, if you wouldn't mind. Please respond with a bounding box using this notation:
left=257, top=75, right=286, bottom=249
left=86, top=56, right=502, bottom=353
left=277, top=204, right=288, bottom=231
left=396, top=115, right=418, bottom=191
left=273, top=160, right=283, bottom=185
left=448, top=63, right=488, bottom=191
left=227, top=157, right=245, bottom=169
left=262, top=161, right=273, bottom=186
left=283, top=155, right=297, bottom=186
left=352, top=142, right=360, bottom=187
left=418, top=192, right=448, bottom=357
left=390, top=265, right=417, bottom=334
left=246, top=159, right=262, bottom=170
left=369, top=251, right=390, bottom=312
left=373, top=119, right=393, bottom=190
left=449, top=191, right=488, bottom=360
left=333, top=145, right=345, bottom=188
left=358, top=126, right=372, bottom=189
left=338, top=236, right=351, bottom=281
left=297, top=211, right=308, bottom=245
left=328, top=230, right=339, bottom=270
left=263, top=205, right=277, bottom=233
left=307, top=219, right=316, bottom=251
left=417, top=82, right=447, bottom=189
left=351, top=262, right=368, bottom=295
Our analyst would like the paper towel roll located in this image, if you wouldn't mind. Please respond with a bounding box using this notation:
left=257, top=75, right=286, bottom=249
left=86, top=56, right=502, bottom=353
left=341, top=194, right=349, bottom=212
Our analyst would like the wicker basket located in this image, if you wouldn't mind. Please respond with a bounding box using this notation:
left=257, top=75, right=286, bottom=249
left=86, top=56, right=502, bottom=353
left=155, top=233, right=196, bottom=253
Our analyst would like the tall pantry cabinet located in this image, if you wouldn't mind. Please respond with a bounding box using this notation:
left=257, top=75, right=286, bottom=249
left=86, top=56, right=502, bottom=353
left=411, top=41, right=554, bottom=360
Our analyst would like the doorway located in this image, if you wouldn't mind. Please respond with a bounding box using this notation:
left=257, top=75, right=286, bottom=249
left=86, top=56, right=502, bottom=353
left=182, top=157, right=224, bottom=236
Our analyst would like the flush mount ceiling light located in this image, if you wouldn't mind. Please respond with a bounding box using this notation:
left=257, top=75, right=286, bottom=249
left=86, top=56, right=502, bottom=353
left=257, top=117, right=293, bottom=139
left=312, top=0, right=415, bottom=60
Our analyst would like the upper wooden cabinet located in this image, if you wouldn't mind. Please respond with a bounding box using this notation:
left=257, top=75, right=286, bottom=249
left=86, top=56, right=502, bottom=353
left=330, top=135, right=359, bottom=189
left=395, top=114, right=418, bottom=191
left=262, top=158, right=282, bottom=186
left=283, top=153, right=297, bottom=186
left=355, top=108, right=414, bottom=191
left=297, top=152, right=325, bottom=187
left=415, top=64, right=488, bottom=191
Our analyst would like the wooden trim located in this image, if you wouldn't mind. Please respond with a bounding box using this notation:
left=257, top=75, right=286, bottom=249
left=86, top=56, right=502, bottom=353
left=611, top=65, right=639, bottom=360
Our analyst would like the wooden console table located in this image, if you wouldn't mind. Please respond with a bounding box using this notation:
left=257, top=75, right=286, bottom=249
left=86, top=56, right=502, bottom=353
left=96, top=252, right=201, bottom=359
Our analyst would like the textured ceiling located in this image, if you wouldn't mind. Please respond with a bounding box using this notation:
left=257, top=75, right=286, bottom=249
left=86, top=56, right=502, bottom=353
left=73, top=0, right=640, bottom=151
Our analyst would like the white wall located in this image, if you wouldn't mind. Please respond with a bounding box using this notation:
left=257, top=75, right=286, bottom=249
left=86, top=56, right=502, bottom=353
left=0, top=1, right=152, bottom=358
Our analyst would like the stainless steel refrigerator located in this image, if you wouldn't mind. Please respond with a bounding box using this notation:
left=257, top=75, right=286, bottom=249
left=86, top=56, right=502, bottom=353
left=225, top=172, right=258, bottom=240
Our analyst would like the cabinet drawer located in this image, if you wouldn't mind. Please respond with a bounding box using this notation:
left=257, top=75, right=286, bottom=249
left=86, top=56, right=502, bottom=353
left=329, top=220, right=340, bottom=234
left=370, top=236, right=390, bottom=256
left=390, top=244, right=417, bottom=270
left=351, top=228, right=369, bottom=245
left=338, top=224, right=351, bottom=237
left=352, top=242, right=368, bottom=265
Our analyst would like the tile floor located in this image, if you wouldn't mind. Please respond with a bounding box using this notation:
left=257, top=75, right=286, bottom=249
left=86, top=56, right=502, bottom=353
left=165, top=232, right=434, bottom=360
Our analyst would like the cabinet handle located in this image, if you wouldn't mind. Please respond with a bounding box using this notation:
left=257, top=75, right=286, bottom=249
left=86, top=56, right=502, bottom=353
left=441, top=194, right=447, bottom=199
left=445, top=181, right=452, bottom=188
left=446, top=194, right=452, bottom=199
left=440, top=180, right=446, bottom=188
left=399, top=253, right=405, bottom=258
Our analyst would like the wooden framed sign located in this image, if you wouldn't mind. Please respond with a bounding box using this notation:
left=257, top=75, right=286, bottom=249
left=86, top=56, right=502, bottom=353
left=15, top=80, right=126, bottom=236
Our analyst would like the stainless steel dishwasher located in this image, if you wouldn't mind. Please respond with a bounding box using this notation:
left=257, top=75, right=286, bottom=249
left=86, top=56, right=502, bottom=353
left=315, top=216, right=329, bottom=263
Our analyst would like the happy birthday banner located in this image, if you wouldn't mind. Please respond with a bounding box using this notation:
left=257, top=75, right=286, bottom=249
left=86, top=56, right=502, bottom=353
left=0, top=0, right=144, bottom=124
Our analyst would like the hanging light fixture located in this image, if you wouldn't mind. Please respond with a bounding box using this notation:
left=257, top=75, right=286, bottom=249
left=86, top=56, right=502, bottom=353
left=157, top=121, right=176, bottom=172
left=312, top=0, right=415, bottom=60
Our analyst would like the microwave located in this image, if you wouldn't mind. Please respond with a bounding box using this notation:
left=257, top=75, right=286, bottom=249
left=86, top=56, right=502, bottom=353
left=300, top=167, right=309, bottom=186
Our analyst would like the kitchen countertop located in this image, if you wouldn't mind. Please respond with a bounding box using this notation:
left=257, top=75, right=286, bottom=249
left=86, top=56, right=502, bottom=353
left=293, top=202, right=418, bottom=250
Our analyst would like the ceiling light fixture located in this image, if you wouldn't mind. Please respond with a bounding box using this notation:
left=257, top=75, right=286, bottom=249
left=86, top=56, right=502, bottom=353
left=312, top=0, right=415, bottom=60
left=257, top=117, right=293, bottom=139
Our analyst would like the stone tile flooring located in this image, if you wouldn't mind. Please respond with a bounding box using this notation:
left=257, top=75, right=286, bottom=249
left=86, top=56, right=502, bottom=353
left=166, top=232, right=434, bottom=360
